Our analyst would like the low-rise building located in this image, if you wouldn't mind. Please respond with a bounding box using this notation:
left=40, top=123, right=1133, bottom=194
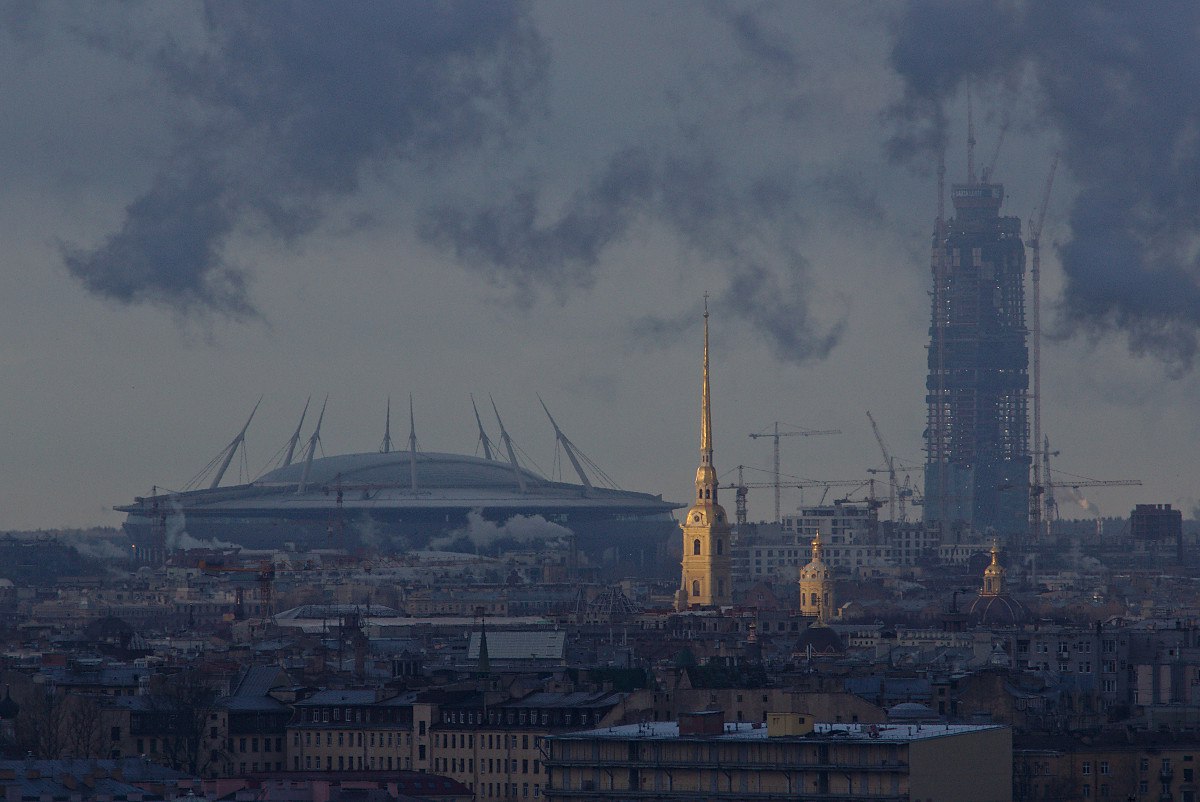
left=545, top=713, right=1011, bottom=801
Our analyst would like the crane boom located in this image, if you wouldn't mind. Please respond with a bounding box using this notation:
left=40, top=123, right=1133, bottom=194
left=749, top=422, right=840, bottom=522
left=1028, top=154, right=1059, bottom=547
left=980, top=119, right=1010, bottom=183
left=866, top=411, right=898, bottom=522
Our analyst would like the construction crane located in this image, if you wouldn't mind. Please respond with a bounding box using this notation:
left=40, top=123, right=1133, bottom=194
left=720, top=466, right=864, bottom=524
left=1027, top=154, right=1059, bottom=545
left=1039, top=435, right=1140, bottom=527
left=980, top=118, right=1010, bottom=183
left=748, top=423, right=841, bottom=523
left=199, top=559, right=276, bottom=619
left=865, top=411, right=899, bottom=522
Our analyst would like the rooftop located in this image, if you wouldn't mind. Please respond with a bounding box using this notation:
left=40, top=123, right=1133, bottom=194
left=551, top=721, right=1005, bottom=744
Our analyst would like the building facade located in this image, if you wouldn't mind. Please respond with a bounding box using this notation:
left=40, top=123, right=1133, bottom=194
left=545, top=715, right=1012, bottom=801
left=925, top=174, right=1029, bottom=540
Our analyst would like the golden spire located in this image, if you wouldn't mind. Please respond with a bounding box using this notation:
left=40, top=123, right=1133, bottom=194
left=694, top=294, right=718, bottom=501
left=701, top=292, right=712, bottom=458
left=982, top=538, right=1004, bottom=596
left=811, top=529, right=823, bottom=563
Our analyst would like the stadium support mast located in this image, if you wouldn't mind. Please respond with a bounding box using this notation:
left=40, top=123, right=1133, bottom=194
left=210, top=397, right=261, bottom=490
left=490, top=397, right=527, bottom=494
left=380, top=398, right=392, bottom=454
left=283, top=397, right=310, bottom=468
left=538, top=395, right=593, bottom=491
left=471, top=395, right=496, bottom=461
left=297, top=397, right=327, bottom=494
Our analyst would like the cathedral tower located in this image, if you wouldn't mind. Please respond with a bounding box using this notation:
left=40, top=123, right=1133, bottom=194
left=677, top=297, right=732, bottom=609
left=798, top=531, right=835, bottom=620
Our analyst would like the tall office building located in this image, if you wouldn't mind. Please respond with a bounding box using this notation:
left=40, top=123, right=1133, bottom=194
left=925, top=165, right=1030, bottom=540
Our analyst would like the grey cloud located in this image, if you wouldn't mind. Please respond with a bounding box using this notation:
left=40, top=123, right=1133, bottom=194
left=422, top=143, right=845, bottom=364
left=886, top=0, right=1200, bottom=371
left=63, top=1, right=547, bottom=314
left=418, top=148, right=657, bottom=298
left=62, top=165, right=251, bottom=316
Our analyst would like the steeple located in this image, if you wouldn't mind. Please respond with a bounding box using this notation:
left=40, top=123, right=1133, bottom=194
left=678, top=295, right=732, bottom=609
left=799, top=530, right=835, bottom=621
left=701, top=293, right=713, bottom=457
left=695, top=293, right=718, bottom=504
left=982, top=539, right=1005, bottom=596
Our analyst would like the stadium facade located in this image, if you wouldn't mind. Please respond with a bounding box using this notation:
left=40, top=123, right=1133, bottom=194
left=118, top=411, right=682, bottom=576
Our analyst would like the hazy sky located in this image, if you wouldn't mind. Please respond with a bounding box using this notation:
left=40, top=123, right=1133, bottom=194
left=2, top=1, right=1198, bottom=530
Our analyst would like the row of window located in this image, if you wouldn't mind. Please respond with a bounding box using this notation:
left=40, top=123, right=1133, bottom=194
left=440, top=709, right=603, bottom=727
left=293, top=730, right=410, bottom=748
left=436, top=756, right=541, bottom=775
left=296, top=706, right=406, bottom=725
left=438, top=732, right=541, bottom=751
left=293, top=754, right=406, bottom=771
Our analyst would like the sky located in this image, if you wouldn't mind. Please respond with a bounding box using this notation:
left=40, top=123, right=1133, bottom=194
left=2, top=1, right=1199, bottom=531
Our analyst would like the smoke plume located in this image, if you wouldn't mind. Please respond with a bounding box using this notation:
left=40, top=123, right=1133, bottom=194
left=886, top=1, right=1200, bottom=372
left=430, top=510, right=571, bottom=551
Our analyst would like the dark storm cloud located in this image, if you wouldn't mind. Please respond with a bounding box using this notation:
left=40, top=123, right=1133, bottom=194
left=62, top=1, right=546, bottom=315
left=47, top=1, right=855, bottom=365
left=886, top=1, right=1200, bottom=372
left=62, top=165, right=250, bottom=316
left=419, top=148, right=658, bottom=298
left=421, top=144, right=846, bottom=364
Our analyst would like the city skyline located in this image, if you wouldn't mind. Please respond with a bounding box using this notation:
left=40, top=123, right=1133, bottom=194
left=1, top=3, right=1198, bottom=530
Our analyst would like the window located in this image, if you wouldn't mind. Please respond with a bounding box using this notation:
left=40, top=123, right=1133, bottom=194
left=1082, top=761, right=1092, bottom=775
left=692, top=580, right=700, bottom=597
left=693, top=539, right=701, bottom=555
left=1100, top=761, right=1110, bottom=776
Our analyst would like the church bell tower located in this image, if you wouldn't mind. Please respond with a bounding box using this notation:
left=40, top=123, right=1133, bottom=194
left=677, top=296, right=733, bottom=609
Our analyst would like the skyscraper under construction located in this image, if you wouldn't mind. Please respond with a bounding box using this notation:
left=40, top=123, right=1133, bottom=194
left=924, top=155, right=1030, bottom=540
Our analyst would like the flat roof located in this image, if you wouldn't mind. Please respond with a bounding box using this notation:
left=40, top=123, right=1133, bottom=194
left=551, top=721, right=1006, bottom=744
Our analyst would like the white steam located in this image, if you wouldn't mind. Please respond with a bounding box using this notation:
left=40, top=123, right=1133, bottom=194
left=430, top=510, right=572, bottom=551
left=165, top=496, right=238, bottom=550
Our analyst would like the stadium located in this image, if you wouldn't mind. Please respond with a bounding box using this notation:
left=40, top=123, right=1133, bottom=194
left=117, top=400, right=682, bottom=576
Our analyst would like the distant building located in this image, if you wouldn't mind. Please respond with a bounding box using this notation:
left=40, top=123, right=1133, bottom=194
left=786, top=502, right=892, bottom=575
left=1131, top=503, right=1183, bottom=563
left=545, top=714, right=1012, bottom=801
left=924, top=169, right=1030, bottom=541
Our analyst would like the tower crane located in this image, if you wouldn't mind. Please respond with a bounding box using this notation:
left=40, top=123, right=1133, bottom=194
left=720, top=466, right=865, bottom=524
left=980, top=119, right=1010, bottom=183
left=865, top=411, right=899, bottom=522
left=1027, top=155, right=1059, bottom=545
left=1039, top=435, right=1140, bottom=527
left=748, top=423, right=841, bottom=523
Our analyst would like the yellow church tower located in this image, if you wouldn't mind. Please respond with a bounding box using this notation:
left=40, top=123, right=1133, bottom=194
left=676, top=296, right=732, bottom=609
left=798, top=531, right=835, bottom=620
